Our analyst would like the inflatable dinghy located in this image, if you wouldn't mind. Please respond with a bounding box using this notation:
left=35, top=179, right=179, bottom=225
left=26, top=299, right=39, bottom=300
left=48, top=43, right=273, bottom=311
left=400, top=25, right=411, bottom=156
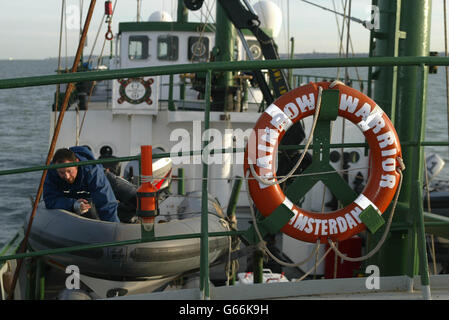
left=26, top=193, right=231, bottom=279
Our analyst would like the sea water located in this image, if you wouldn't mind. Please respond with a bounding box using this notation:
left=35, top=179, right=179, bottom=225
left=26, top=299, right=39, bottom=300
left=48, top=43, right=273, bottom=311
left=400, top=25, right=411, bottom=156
left=0, top=56, right=448, bottom=246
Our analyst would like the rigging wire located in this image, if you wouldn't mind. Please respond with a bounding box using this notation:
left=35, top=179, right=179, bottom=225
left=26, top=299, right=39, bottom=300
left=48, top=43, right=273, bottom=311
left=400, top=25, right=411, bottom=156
left=300, top=0, right=365, bottom=26
left=7, top=0, right=98, bottom=300
left=166, top=165, right=371, bottom=181
left=332, top=0, right=363, bottom=89
left=424, top=153, right=438, bottom=275
left=65, top=1, right=69, bottom=70
left=335, top=0, right=347, bottom=81
left=344, top=0, right=352, bottom=84
left=55, top=0, right=66, bottom=128
left=202, top=0, right=216, bottom=26
left=78, top=0, right=118, bottom=140
left=339, top=0, right=349, bottom=195
left=87, top=10, right=107, bottom=64
left=328, top=162, right=405, bottom=262
left=338, top=1, right=363, bottom=86
left=137, top=0, right=142, bottom=22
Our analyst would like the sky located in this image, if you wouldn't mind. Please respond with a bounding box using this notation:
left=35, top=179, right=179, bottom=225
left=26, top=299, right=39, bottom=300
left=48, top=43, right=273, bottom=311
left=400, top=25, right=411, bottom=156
left=0, top=0, right=447, bottom=60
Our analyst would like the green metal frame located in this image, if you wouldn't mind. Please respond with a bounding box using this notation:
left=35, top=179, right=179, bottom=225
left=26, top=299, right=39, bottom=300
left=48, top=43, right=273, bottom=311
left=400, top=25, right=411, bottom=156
left=285, top=89, right=357, bottom=206
left=365, top=1, right=432, bottom=294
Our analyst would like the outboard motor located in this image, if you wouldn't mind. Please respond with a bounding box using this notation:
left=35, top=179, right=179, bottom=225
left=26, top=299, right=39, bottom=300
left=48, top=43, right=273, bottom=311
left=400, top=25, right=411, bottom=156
left=124, top=148, right=172, bottom=190
left=99, top=145, right=121, bottom=176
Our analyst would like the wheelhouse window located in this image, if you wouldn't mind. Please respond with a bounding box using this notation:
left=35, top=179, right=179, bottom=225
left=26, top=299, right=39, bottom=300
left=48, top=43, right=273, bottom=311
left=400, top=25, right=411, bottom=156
left=129, top=36, right=149, bottom=60
left=157, top=35, right=179, bottom=61
left=188, top=37, right=209, bottom=62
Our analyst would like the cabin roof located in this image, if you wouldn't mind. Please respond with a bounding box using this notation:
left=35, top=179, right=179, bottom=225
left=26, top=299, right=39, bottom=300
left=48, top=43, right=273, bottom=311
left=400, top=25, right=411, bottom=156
left=119, top=22, right=215, bottom=34
left=118, top=21, right=270, bottom=37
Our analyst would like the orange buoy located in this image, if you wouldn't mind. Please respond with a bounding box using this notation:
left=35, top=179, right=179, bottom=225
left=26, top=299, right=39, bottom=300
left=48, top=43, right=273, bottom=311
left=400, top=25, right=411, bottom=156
left=136, top=145, right=158, bottom=223
left=244, top=81, right=402, bottom=243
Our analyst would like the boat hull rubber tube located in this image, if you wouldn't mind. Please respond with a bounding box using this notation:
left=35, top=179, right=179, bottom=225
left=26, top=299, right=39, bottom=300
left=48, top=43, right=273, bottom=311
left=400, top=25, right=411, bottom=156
left=244, top=81, right=402, bottom=243
left=26, top=194, right=230, bottom=278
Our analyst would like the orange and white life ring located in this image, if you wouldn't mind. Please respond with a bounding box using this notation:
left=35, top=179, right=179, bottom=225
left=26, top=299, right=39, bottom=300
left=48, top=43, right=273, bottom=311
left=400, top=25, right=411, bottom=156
left=243, top=81, right=403, bottom=243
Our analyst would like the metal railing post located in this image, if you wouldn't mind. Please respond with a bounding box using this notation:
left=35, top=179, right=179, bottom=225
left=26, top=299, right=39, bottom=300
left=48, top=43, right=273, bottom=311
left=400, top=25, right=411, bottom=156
left=226, top=177, right=242, bottom=285
left=34, top=258, right=45, bottom=300
left=414, top=65, right=431, bottom=299
left=200, top=69, right=212, bottom=299
left=177, top=168, right=185, bottom=196
left=168, top=74, right=175, bottom=111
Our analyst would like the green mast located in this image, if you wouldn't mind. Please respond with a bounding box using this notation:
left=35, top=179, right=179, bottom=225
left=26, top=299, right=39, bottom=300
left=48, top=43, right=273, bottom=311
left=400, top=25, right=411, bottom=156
left=213, top=1, right=236, bottom=111
left=370, top=0, right=402, bottom=121
left=369, top=0, right=432, bottom=282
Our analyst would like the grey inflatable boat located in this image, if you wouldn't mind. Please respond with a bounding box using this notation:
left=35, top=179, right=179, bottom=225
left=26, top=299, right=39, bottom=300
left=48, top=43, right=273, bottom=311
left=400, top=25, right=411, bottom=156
left=26, top=193, right=231, bottom=279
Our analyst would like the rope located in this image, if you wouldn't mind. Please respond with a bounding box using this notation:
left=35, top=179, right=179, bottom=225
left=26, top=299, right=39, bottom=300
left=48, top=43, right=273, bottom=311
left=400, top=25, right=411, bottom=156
left=169, top=166, right=370, bottom=181
left=78, top=0, right=118, bottom=139
left=292, top=247, right=333, bottom=282
left=188, top=1, right=213, bottom=64
left=424, top=153, right=438, bottom=275
left=300, top=0, right=364, bottom=26
left=245, top=151, right=405, bottom=270
left=327, top=158, right=405, bottom=262
left=333, top=241, right=338, bottom=278
left=344, top=0, right=352, bottom=84
left=248, top=80, right=348, bottom=187
left=332, top=0, right=363, bottom=92
left=248, top=86, right=323, bottom=186
left=245, top=171, right=321, bottom=268
left=64, top=0, right=68, bottom=70
left=225, top=234, right=240, bottom=286
left=75, top=106, right=80, bottom=146
left=225, top=243, right=233, bottom=285
left=6, top=0, right=98, bottom=300
left=54, top=0, right=66, bottom=127
left=140, top=175, right=156, bottom=184
left=245, top=94, right=405, bottom=269
left=87, top=12, right=107, bottom=65
left=335, top=0, right=348, bottom=80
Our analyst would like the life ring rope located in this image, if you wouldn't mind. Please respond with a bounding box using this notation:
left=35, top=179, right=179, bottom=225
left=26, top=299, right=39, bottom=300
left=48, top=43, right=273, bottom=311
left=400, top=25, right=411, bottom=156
left=245, top=153, right=405, bottom=268
left=328, top=158, right=405, bottom=262
left=248, top=86, right=324, bottom=187
left=245, top=171, right=322, bottom=268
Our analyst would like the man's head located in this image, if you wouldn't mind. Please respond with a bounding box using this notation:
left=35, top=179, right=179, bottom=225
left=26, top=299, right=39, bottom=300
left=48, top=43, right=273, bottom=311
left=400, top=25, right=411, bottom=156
left=52, top=148, right=79, bottom=184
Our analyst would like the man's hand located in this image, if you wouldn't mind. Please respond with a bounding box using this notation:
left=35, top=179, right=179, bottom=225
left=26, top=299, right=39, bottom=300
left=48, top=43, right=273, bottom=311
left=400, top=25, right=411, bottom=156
left=74, top=199, right=92, bottom=215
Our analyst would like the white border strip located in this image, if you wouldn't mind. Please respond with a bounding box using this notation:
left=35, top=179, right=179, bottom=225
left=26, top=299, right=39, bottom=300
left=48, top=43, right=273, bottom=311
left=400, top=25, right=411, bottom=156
left=264, top=103, right=293, bottom=132
left=354, top=194, right=381, bottom=215
left=282, top=197, right=294, bottom=210
left=357, top=105, right=383, bottom=132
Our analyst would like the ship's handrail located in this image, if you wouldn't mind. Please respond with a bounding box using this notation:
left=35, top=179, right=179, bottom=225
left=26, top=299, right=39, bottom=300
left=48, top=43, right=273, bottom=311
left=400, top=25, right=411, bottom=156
left=1, top=56, right=448, bottom=89
left=1, top=56, right=449, bottom=300
left=4, top=141, right=449, bottom=178
left=0, top=230, right=244, bottom=263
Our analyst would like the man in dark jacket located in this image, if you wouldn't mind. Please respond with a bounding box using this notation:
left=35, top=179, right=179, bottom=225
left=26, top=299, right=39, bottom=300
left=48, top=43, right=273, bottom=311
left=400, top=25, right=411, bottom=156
left=43, top=146, right=120, bottom=222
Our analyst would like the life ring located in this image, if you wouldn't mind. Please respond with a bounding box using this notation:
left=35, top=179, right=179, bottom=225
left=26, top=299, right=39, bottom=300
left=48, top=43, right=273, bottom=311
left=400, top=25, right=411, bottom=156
left=243, top=81, right=402, bottom=243
left=117, top=78, right=153, bottom=105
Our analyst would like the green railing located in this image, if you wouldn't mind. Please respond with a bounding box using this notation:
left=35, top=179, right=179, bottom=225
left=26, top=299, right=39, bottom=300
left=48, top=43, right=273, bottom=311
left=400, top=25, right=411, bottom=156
left=1, top=56, right=449, bottom=89
left=1, top=56, right=449, bottom=300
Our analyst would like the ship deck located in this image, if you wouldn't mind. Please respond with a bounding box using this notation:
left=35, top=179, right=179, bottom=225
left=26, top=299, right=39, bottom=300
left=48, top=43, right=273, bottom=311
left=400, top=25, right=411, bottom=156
left=109, top=274, right=449, bottom=300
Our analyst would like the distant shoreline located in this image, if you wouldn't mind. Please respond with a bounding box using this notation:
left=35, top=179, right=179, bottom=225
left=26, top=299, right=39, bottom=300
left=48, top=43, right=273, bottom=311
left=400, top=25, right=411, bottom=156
left=0, top=53, right=371, bottom=61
